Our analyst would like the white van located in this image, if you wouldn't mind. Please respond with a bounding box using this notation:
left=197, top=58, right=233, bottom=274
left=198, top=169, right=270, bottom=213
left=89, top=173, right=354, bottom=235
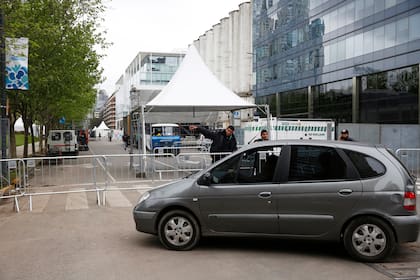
left=47, top=130, right=79, bottom=156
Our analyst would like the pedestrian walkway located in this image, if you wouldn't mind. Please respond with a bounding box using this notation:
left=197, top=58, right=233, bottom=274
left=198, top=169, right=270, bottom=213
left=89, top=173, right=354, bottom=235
left=15, top=142, right=40, bottom=158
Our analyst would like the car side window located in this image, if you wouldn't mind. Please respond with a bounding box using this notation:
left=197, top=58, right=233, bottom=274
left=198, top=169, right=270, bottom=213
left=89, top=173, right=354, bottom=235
left=343, top=149, right=386, bottom=178
left=237, top=146, right=281, bottom=184
left=210, top=146, right=282, bottom=184
left=210, top=155, right=241, bottom=184
left=289, top=145, right=347, bottom=181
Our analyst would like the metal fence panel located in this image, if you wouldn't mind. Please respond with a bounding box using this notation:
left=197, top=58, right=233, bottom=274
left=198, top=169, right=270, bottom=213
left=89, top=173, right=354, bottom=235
left=0, top=158, right=26, bottom=212
left=0, top=150, right=237, bottom=212
left=395, top=148, right=420, bottom=179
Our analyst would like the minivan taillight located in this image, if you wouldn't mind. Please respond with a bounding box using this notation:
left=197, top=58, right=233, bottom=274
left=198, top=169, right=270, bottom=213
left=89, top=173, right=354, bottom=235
left=403, top=191, right=416, bottom=211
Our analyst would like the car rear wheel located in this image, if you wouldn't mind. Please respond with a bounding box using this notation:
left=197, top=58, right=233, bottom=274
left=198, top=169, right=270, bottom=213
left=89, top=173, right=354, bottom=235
left=158, top=210, right=200, bottom=251
left=343, top=216, right=395, bottom=262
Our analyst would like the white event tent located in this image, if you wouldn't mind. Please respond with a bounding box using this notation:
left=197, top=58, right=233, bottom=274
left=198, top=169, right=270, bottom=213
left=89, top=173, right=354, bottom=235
left=94, top=121, right=110, bottom=138
left=146, top=45, right=256, bottom=113
left=137, top=45, right=258, bottom=153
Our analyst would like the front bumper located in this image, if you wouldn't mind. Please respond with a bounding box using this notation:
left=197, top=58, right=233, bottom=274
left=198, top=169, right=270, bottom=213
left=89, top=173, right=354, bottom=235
left=133, top=210, right=157, bottom=235
left=390, top=215, right=420, bottom=243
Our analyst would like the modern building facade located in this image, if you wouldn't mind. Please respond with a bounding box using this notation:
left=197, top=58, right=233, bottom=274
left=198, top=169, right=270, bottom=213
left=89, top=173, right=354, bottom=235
left=114, top=51, right=185, bottom=129
left=253, top=0, right=420, bottom=124
left=94, top=89, right=108, bottom=119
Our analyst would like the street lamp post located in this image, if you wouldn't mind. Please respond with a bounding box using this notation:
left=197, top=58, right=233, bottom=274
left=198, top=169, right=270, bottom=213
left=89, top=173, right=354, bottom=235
left=0, top=10, right=7, bottom=178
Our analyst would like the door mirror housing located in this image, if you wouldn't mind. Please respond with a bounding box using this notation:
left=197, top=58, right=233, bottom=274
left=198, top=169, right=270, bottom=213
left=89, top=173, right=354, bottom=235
left=197, top=172, right=212, bottom=186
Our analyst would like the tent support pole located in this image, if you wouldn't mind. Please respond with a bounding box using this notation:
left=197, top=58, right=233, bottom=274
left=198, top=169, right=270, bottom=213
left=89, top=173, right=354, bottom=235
left=265, top=104, right=272, bottom=136
left=141, top=105, right=146, bottom=155
left=255, top=104, right=272, bottom=135
left=140, top=105, right=147, bottom=178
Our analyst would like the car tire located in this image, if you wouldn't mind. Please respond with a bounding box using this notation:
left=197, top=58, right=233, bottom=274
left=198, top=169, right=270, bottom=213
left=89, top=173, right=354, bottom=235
left=158, top=210, right=200, bottom=251
left=343, top=216, right=395, bottom=262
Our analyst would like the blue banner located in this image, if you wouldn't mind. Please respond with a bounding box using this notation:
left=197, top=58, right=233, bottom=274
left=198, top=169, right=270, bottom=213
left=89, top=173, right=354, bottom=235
left=5, top=37, right=29, bottom=90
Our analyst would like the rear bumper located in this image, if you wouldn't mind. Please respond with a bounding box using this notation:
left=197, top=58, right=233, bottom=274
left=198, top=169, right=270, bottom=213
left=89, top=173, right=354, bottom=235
left=390, top=215, right=420, bottom=243
left=133, top=210, right=157, bottom=235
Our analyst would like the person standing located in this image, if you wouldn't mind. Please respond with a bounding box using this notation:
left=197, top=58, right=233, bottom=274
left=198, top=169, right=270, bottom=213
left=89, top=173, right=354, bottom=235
left=254, top=129, right=269, bottom=142
left=122, top=134, right=129, bottom=150
left=189, top=125, right=237, bottom=163
left=339, top=129, right=355, bottom=141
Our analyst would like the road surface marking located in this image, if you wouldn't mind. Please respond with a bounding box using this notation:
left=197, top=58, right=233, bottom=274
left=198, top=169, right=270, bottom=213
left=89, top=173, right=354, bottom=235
left=105, top=190, right=132, bottom=208
left=65, top=189, right=89, bottom=210
left=30, top=195, right=50, bottom=213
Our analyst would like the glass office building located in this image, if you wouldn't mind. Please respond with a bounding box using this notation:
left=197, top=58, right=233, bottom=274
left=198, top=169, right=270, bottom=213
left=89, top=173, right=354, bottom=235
left=113, top=51, right=184, bottom=130
left=253, top=0, right=420, bottom=123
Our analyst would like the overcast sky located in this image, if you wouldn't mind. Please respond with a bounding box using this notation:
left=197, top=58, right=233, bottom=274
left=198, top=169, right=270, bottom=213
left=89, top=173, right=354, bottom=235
left=98, top=0, right=247, bottom=95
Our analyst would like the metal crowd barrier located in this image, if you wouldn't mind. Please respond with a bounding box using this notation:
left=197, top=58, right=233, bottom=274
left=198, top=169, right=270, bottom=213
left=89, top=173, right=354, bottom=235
left=0, top=151, right=233, bottom=212
left=0, top=158, right=26, bottom=212
left=4, top=147, right=417, bottom=213
left=24, top=155, right=108, bottom=211
left=395, top=148, right=420, bottom=180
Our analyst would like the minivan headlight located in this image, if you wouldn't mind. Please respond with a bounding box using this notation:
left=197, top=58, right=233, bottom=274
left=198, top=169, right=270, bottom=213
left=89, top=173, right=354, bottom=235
left=138, top=191, right=150, bottom=204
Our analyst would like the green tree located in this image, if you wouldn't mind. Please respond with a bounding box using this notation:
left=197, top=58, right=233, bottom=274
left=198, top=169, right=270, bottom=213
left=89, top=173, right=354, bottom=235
left=2, top=0, right=108, bottom=157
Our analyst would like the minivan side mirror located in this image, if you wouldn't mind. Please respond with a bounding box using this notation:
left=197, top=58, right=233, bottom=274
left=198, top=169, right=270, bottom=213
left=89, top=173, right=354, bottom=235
left=197, top=172, right=212, bottom=186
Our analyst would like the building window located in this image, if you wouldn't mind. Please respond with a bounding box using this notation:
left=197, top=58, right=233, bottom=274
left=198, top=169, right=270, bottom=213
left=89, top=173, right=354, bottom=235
left=360, top=65, right=419, bottom=124
left=256, top=94, right=278, bottom=117
left=323, top=11, right=420, bottom=66
left=313, top=80, right=353, bottom=123
left=279, top=88, right=308, bottom=117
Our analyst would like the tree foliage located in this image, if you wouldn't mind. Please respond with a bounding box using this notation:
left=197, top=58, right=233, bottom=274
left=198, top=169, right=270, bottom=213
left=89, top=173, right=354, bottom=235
left=1, top=0, right=108, bottom=157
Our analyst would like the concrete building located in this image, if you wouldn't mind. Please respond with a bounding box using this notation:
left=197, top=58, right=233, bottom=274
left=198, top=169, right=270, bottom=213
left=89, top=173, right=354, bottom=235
left=193, top=1, right=255, bottom=122
left=253, top=0, right=420, bottom=124
left=102, top=93, right=116, bottom=129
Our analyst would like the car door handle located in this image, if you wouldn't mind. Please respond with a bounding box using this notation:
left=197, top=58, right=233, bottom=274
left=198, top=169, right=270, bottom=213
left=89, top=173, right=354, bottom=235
left=258, top=191, right=272, bottom=199
left=338, top=189, right=353, bottom=195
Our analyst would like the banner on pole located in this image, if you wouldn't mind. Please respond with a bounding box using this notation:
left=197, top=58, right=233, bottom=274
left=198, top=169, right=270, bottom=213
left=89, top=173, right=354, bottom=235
left=5, top=37, right=29, bottom=90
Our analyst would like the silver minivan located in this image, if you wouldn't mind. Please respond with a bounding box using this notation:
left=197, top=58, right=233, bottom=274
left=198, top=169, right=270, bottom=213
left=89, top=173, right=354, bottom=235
left=133, top=140, right=420, bottom=262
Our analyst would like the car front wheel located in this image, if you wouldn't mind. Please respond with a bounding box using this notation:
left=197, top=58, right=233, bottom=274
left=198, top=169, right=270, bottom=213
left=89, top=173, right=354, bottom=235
left=158, top=210, right=200, bottom=251
left=343, top=216, right=395, bottom=262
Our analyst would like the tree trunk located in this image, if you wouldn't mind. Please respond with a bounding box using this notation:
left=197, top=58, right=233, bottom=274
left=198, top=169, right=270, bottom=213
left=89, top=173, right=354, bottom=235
left=38, top=125, right=44, bottom=153
left=23, top=123, right=29, bottom=158
left=30, top=119, right=36, bottom=155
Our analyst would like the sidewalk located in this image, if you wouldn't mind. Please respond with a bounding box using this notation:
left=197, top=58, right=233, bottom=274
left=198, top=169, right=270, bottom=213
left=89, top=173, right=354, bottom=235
left=15, top=142, right=40, bottom=158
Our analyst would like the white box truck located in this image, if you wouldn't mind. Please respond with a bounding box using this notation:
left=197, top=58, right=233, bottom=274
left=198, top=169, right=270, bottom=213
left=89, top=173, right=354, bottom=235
left=47, top=130, right=79, bottom=156
left=243, top=118, right=335, bottom=144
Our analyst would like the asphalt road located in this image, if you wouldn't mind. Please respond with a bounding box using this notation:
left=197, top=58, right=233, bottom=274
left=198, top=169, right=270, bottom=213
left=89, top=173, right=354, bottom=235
left=0, top=207, right=394, bottom=280
left=0, top=139, right=419, bottom=279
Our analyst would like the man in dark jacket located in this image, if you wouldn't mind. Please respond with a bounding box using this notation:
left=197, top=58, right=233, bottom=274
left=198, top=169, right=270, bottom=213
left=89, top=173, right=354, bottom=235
left=339, top=129, right=355, bottom=141
left=189, top=125, right=237, bottom=163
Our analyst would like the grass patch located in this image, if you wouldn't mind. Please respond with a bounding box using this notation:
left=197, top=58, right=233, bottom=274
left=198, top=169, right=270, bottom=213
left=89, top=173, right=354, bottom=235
left=15, top=134, right=39, bottom=147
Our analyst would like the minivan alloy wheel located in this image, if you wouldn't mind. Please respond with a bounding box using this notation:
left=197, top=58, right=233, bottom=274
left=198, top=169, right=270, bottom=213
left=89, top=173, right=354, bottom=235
left=158, top=210, right=200, bottom=250
left=343, top=216, right=395, bottom=262
left=165, top=216, right=192, bottom=246
left=351, top=224, right=386, bottom=256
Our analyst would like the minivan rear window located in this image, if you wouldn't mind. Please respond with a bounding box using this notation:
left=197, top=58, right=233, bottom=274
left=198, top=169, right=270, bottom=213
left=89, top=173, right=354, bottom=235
left=344, top=150, right=385, bottom=179
left=385, top=149, right=416, bottom=182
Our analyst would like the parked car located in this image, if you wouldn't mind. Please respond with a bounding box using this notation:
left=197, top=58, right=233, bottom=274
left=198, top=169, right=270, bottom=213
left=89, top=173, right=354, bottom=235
left=133, top=140, right=419, bottom=262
